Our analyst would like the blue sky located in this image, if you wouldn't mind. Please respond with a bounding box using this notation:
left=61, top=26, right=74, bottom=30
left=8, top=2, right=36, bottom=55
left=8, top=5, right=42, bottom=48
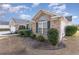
left=0, top=3, right=79, bottom=24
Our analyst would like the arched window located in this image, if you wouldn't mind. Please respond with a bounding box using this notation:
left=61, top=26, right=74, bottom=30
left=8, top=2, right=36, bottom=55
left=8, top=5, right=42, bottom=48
left=39, top=16, right=48, bottom=21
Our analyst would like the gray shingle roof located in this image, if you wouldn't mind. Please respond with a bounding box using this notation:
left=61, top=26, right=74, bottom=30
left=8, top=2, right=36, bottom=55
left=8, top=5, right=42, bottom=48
left=12, top=18, right=29, bottom=25
left=65, top=16, right=72, bottom=21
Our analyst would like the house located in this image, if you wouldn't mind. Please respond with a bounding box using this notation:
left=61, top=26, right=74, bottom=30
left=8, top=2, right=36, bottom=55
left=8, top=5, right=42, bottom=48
left=31, top=10, right=72, bottom=42
left=0, top=21, right=10, bottom=35
left=0, top=21, right=9, bottom=30
left=9, top=18, right=31, bottom=33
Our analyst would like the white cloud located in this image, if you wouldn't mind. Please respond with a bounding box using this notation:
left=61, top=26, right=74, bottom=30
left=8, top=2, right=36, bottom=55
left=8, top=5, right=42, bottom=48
left=0, top=4, right=30, bottom=13
left=32, top=3, right=40, bottom=7
left=0, top=12, right=5, bottom=16
left=54, top=4, right=66, bottom=10
left=1, top=4, right=11, bottom=9
left=48, top=3, right=70, bottom=16
left=63, top=12, right=70, bottom=16
left=55, top=10, right=70, bottom=16
left=9, top=5, right=30, bottom=13
left=19, top=14, right=31, bottom=20
left=72, top=16, right=78, bottom=19
left=0, top=10, right=7, bottom=17
left=52, top=4, right=66, bottom=12
left=48, top=3, right=59, bottom=7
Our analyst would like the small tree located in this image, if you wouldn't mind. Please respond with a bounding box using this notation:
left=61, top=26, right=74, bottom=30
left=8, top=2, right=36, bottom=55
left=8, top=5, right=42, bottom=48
left=65, top=26, right=77, bottom=36
left=48, top=28, right=59, bottom=46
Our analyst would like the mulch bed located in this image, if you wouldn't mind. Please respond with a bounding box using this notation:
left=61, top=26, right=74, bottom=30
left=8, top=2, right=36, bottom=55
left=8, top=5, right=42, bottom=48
left=23, top=37, right=66, bottom=50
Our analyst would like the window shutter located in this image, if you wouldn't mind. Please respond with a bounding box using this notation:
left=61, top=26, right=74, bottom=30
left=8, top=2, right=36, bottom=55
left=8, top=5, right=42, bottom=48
left=36, top=22, right=38, bottom=33
left=47, top=21, right=50, bottom=30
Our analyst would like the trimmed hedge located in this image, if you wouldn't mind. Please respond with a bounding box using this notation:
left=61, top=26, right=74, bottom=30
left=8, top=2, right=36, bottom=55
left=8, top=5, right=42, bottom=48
left=65, top=26, right=77, bottom=36
left=18, top=29, right=32, bottom=37
left=48, top=28, right=59, bottom=46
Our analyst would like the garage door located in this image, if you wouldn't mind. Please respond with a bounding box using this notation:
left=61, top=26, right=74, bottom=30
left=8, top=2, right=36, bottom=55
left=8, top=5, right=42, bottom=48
left=10, top=26, right=16, bottom=33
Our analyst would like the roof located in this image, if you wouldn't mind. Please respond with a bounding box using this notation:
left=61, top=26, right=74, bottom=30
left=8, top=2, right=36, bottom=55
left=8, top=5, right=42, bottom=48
left=32, top=10, right=72, bottom=22
left=65, top=16, right=72, bottom=21
left=32, top=10, right=59, bottom=20
left=11, top=18, right=30, bottom=25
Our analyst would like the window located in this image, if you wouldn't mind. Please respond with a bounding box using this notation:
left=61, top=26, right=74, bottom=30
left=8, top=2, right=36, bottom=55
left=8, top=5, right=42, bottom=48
left=39, top=16, right=48, bottom=21
left=38, top=16, right=48, bottom=34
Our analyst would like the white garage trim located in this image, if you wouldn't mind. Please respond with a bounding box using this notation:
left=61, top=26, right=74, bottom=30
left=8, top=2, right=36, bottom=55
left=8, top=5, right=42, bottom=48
left=10, top=26, right=16, bottom=33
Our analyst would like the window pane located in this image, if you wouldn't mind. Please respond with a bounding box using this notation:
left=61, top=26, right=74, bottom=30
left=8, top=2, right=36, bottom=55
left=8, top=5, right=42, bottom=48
left=38, top=28, right=42, bottom=34
left=38, top=22, right=43, bottom=28
left=43, top=21, right=47, bottom=28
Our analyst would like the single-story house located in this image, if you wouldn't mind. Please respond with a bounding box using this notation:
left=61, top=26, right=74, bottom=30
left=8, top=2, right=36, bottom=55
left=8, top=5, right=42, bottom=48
left=0, top=21, right=10, bottom=31
left=0, top=21, right=9, bottom=29
left=9, top=18, right=31, bottom=33
left=0, top=21, right=10, bottom=35
left=31, top=10, right=72, bottom=41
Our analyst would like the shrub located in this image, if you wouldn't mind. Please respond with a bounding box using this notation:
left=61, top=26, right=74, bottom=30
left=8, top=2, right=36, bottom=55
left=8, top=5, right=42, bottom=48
left=36, top=35, right=45, bottom=42
left=18, top=29, right=32, bottom=37
left=18, top=29, right=25, bottom=36
left=31, top=34, right=36, bottom=39
left=47, top=28, right=59, bottom=46
left=19, top=25, right=25, bottom=30
left=65, top=26, right=77, bottom=36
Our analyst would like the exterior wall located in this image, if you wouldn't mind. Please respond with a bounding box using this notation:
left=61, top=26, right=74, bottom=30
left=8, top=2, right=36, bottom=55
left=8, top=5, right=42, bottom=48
left=58, top=17, right=66, bottom=42
left=33, top=13, right=51, bottom=22
left=32, top=13, right=61, bottom=34
left=9, top=19, right=30, bottom=31
left=32, top=13, right=51, bottom=33
left=0, top=25, right=10, bottom=29
left=50, top=18, right=61, bottom=32
left=31, top=21, right=36, bottom=33
left=9, top=19, right=16, bottom=27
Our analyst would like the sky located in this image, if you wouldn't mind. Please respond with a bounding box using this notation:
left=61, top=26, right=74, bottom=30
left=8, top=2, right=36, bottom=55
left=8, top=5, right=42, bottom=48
left=0, top=3, right=79, bottom=24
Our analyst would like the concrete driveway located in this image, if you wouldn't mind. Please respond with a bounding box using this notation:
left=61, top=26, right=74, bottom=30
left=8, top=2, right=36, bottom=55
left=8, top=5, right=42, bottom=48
left=0, top=31, right=11, bottom=36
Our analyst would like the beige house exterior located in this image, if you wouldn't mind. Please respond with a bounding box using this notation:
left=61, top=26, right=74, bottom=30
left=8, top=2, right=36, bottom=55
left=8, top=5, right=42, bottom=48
left=9, top=10, right=72, bottom=42
left=9, top=18, right=30, bottom=33
left=31, top=10, right=72, bottom=41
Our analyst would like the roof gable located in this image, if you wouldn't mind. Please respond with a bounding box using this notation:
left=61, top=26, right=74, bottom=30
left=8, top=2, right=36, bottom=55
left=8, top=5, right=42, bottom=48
left=32, top=10, right=58, bottom=20
left=10, top=18, right=29, bottom=25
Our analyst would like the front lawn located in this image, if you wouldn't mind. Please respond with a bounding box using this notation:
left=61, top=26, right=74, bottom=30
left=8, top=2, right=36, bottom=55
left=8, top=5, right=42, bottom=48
left=0, top=32, right=79, bottom=55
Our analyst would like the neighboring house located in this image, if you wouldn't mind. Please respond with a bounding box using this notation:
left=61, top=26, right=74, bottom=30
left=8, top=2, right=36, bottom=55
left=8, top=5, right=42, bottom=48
left=0, top=21, right=10, bottom=35
left=0, top=21, right=9, bottom=29
left=31, top=10, right=72, bottom=41
left=9, top=18, right=31, bottom=33
left=0, top=25, right=9, bottom=29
